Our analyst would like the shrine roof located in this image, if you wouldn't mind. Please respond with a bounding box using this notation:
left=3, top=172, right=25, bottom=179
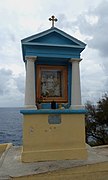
left=21, top=27, right=86, bottom=48
left=21, top=27, right=86, bottom=61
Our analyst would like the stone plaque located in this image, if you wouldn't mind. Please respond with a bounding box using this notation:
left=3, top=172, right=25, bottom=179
left=48, top=114, right=61, bottom=124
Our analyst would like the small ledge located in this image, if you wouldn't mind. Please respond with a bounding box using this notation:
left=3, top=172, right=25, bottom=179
left=20, top=109, right=86, bottom=115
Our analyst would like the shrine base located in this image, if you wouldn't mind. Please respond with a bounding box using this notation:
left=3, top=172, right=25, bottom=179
left=20, top=109, right=87, bottom=162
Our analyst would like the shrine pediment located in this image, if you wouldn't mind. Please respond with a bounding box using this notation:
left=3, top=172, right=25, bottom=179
left=21, top=27, right=86, bottom=48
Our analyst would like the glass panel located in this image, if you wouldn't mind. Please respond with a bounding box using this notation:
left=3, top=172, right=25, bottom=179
left=41, top=70, right=62, bottom=97
left=36, top=65, right=68, bottom=103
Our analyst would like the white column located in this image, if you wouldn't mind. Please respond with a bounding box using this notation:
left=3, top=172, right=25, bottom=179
left=25, top=56, right=37, bottom=109
left=69, top=58, right=84, bottom=110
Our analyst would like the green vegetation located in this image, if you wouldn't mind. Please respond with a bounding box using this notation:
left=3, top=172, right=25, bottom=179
left=85, top=94, right=108, bottom=146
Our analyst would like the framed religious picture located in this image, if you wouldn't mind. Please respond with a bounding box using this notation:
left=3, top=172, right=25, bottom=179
left=36, top=65, right=68, bottom=103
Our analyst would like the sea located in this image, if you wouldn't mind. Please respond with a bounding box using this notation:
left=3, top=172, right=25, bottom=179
left=0, top=107, right=23, bottom=146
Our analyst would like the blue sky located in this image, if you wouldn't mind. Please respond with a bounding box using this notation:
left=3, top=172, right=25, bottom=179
left=0, top=0, right=108, bottom=106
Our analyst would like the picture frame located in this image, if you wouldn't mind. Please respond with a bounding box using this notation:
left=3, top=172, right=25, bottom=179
left=36, top=65, right=68, bottom=103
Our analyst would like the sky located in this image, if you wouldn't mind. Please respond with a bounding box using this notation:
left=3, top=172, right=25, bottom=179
left=0, top=0, right=108, bottom=107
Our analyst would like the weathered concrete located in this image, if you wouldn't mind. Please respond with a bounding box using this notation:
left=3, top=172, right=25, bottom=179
left=21, top=111, right=87, bottom=162
left=0, top=144, right=108, bottom=179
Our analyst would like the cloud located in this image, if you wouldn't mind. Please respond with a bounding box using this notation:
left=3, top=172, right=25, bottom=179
left=76, top=0, right=108, bottom=58
left=0, top=69, right=13, bottom=95
left=0, top=68, right=24, bottom=107
left=80, top=56, right=106, bottom=103
left=0, top=0, right=107, bottom=106
left=56, top=10, right=108, bottom=103
left=64, top=0, right=108, bottom=103
left=14, top=74, right=25, bottom=94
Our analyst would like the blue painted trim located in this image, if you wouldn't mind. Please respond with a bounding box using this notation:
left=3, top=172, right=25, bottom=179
left=26, top=53, right=80, bottom=59
left=21, top=27, right=86, bottom=46
left=21, top=27, right=86, bottom=61
left=22, top=42, right=85, bottom=49
left=37, top=60, right=68, bottom=65
left=25, top=44, right=83, bottom=52
left=20, top=109, right=86, bottom=115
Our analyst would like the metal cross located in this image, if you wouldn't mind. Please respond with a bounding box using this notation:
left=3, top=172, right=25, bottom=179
left=49, top=15, right=58, bottom=28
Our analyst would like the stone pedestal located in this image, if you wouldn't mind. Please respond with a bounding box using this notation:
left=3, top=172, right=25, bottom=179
left=21, top=26, right=87, bottom=164
left=21, top=109, right=87, bottom=162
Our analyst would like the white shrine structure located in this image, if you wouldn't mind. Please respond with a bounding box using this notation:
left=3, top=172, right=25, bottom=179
left=20, top=16, right=87, bottom=162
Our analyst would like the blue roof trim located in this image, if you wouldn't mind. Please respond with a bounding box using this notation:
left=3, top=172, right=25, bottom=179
left=21, top=27, right=86, bottom=47
left=21, top=27, right=86, bottom=61
left=22, top=42, right=85, bottom=49
left=20, top=109, right=86, bottom=115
